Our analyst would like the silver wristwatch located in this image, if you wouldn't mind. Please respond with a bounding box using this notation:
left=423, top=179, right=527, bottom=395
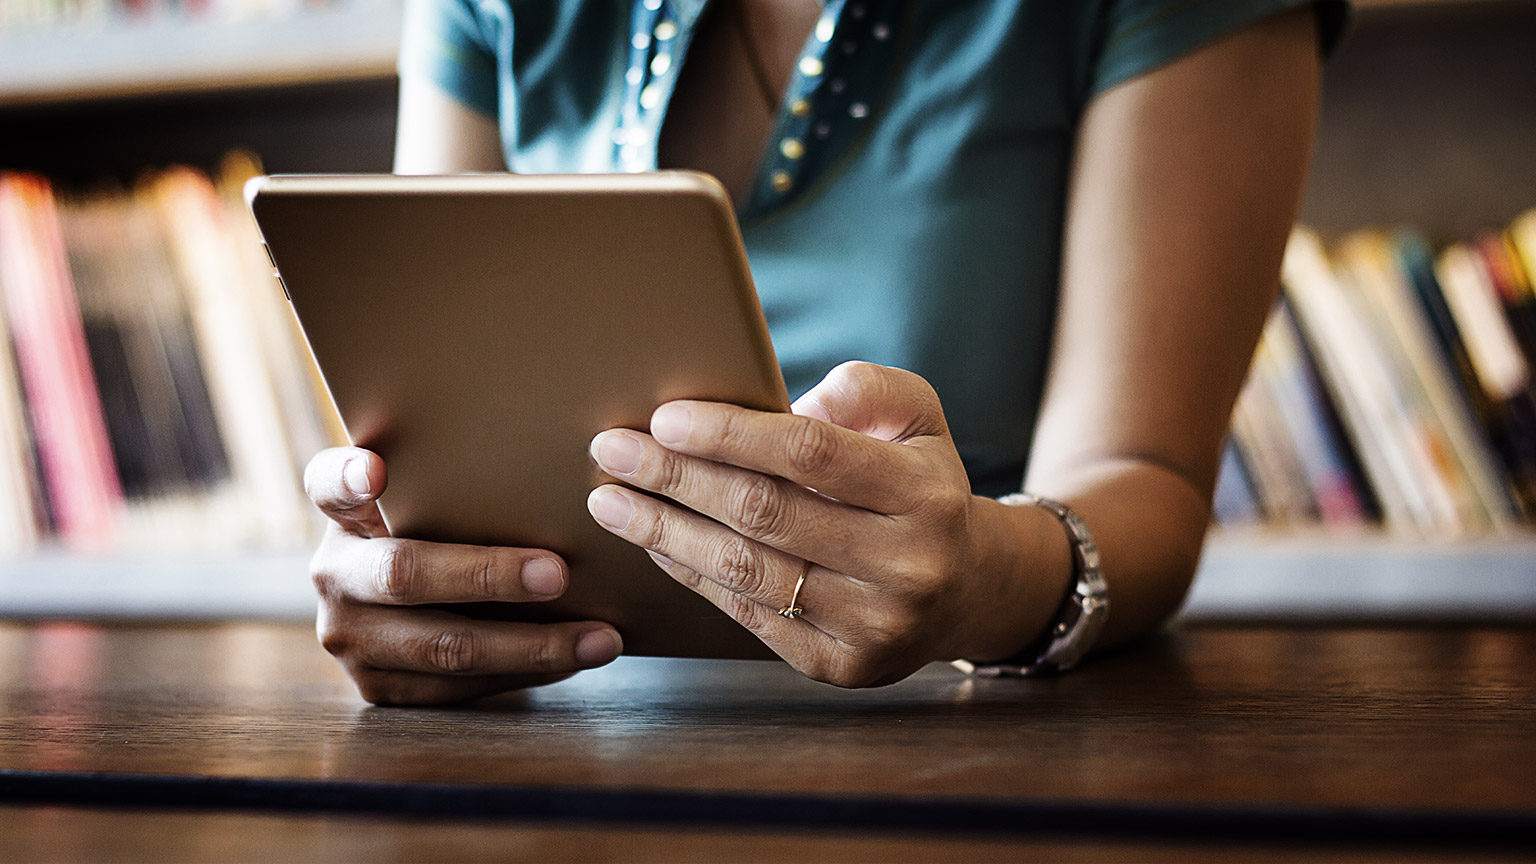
left=952, top=493, right=1110, bottom=677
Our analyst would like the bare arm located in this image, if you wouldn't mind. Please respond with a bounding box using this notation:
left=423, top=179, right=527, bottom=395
left=1026, top=7, right=1321, bottom=647
left=393, top=76, right=506, bottom=174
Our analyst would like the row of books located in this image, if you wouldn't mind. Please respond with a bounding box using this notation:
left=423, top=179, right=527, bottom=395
left=0, top=0, right=387, bottom=32
left=1215, top=216, right=1536, bottom=536
left=4, top=154, right=1531, bottom=553
left=0, top=153, right=342, bottom=553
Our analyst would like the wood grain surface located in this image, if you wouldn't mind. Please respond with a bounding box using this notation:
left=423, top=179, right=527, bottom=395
left=1, top=621, right=1534, bottom=861
left=3, top=623, right=1533, bottom=810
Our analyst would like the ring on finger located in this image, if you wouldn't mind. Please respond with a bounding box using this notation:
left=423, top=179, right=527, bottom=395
left=778, top=562, right=810, bottom=620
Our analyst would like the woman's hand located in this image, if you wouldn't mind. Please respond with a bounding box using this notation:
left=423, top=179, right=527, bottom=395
left=586, top=361, right=1070, bottom=688
left=304, top=447, right=623, bottom=705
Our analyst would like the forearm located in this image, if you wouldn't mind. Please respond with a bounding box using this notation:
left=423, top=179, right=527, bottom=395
left=1028, top=456, right=1208, bottom=650
left=967, top=7, right=1326, bottom=662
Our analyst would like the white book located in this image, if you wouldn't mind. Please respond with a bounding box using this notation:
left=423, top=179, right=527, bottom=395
left=1435, top=245, right=1529, bottom=403
left=147, top=169, right=310, bottom=548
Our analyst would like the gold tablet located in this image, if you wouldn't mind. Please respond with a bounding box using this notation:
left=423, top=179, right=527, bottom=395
left=247, top=172, right=789, bottom=660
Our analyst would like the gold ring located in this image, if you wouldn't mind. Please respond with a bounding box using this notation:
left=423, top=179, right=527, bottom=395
left=778, top=567, right=808, bottom=620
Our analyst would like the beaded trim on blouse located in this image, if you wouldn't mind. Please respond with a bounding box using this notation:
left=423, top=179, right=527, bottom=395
left=616, top=0, right=903, bottom=219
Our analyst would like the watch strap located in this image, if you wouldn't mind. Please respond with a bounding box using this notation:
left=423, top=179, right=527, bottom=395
left=952, top=493, right=1110, bottom=678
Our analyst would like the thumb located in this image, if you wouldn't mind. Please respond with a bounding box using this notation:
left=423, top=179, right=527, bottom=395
left=791, top=361, right=948, bottom=443
left=303, top=447, right=391, bottom=538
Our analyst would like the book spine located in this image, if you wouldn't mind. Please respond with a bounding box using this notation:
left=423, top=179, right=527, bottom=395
left=1284, top=229, right=1433, bottom=534
left=0, top=174, right=122, bottom=547
left=146, top=167, right=310, bottom=546
left=1340, top=232, right=1516, bottom=531
left=1260, top=301, right=1368, bottom=528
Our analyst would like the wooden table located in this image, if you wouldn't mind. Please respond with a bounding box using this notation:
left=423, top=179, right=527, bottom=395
left=1, top=621, right=1533, bottom=862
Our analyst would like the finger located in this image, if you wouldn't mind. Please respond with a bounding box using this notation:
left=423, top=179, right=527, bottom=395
left=590, top=430, right=891, bottom=575
left=346, top=665, right=575, bottom=706
left=641, top=550, right=835, bottom=670
left=646, top=364, right=941, bottom=512
left=313, top=532, right=569, bottom=605
left=305, top=447, right=389, bottom=538
left=326, top=605, right=622, bottom=677
left=793, top=361, right=950, bottom=443
left=589, top=485, right=861, bottom=639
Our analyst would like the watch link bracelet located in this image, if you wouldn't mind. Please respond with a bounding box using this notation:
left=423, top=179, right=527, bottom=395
left=952, top=493, right=1110, bottom=678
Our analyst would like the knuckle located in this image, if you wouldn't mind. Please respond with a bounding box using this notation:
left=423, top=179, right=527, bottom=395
left=523, top=634, right=569, bottom=673
left=731, top=473, right=793, bottom=540
left=654, top=448, right=688, bottom=495
left=909, top=475, right=966, bottom=521
left=711, top=534, right=769, bottom=597
left=831, top=360, right=884, bottom=395
left=372, top=541, right=420, bottom=602
left=786, top=419, right=840, bottom=477
left=472, top=549, right=501, bottom=600
left=885, top=549, right=935, bottom=588
left=886, top=558, right=949, bottom=620
left=637, top=502, right=672, bottom=552
left=667, top=559, right=705, bottom=589
left=935, top=485, right=974, bottom=527
left=864, top=604, right=920, bottom=648
left=316, top=616, right=350, bottom=658
left=713, top=410, right=749, bottom=454
left=425, top=629, right=480, bottom=674
left=725, top=591, right=773, bottom=638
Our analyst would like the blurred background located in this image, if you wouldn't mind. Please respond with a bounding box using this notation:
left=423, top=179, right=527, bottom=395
left=0, top=0, right=1533, bottom=621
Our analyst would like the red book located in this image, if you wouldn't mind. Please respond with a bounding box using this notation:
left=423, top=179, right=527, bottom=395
left=0, top=175, right=122, bottom=548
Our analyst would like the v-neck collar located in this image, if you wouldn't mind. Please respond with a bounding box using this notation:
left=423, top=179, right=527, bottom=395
left=615, top=0, right=905, bottom=221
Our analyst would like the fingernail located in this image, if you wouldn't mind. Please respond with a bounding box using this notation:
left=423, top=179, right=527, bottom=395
left=593, top=432, right=643, bottom=476
left=647, top=550, right=674, bottom=567
left=651, top=404, right=691, bottom=447
left=575, top=629, right=622, bottom=667
left=343, top=457, right=371, bottom=498
left=589, top=487, right=634, bottom=531
left=521, top=558, right=564, bottom=597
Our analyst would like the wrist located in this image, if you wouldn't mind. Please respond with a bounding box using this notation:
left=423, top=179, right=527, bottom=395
left=954, top=494, right=1076, bottom=663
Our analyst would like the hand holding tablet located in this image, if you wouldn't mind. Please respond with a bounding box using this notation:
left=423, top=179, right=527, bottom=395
left=249, top=172, right=792, bottom=703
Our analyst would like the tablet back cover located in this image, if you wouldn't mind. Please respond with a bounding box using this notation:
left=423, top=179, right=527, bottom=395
left=250, top=172, right=788, bottom=660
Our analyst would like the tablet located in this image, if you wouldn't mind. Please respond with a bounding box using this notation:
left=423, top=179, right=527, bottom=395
left=246, top=172, right=789, bottom=660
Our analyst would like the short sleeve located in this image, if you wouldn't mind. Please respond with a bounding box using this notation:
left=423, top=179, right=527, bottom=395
left=1088, top=0, right=1351, bottom=98
left=397, top=0, right=501, bottom=117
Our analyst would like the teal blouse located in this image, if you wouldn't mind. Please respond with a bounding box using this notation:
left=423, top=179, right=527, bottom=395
left=399, top=0, right=1348, bottom=495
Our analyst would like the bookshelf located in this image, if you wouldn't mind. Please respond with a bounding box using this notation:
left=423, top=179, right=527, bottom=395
left=0, top=3, right=401, bottom=107
left=0, top=0, right=1533, bottom=622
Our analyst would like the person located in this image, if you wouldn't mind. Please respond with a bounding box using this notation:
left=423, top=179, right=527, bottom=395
left=304, top=0, right=1348, bottom=704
